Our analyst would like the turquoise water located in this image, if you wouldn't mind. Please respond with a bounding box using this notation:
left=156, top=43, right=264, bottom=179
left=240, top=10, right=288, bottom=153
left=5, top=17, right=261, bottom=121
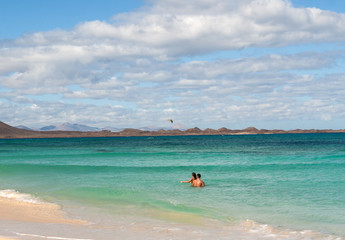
left=1, top=134, right=345, bottom=238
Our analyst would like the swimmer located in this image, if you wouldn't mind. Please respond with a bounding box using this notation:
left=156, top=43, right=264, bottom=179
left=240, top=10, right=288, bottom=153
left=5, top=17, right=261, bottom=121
left=192, top=173, right=205, bottom=187
left=181, top=172, right=196, bottom=184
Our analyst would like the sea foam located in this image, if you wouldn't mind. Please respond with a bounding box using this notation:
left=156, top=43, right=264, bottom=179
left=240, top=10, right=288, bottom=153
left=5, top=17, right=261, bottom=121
left=0, top=189, right=42, bottom=204
left=239, top=219, right=343, bottom=240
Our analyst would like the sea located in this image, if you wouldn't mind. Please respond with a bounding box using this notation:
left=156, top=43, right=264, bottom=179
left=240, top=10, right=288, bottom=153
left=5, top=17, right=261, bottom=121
left=0, top=133, right=344, bottom=239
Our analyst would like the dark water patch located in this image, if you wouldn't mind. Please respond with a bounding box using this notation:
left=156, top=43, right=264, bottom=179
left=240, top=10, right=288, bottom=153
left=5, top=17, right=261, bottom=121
left=1, top=160, right=344, bottom=176
left=95, top=149, right=114, bottom=153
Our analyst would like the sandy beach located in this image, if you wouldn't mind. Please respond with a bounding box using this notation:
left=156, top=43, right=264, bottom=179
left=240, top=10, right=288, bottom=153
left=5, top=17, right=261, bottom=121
left=0, top=197, right=86, bottom=224
left=0, top=194, right=343, bottom=240
left=0, top=196, right=88, bottom=239
left=0, top=195, right=232, bottom=240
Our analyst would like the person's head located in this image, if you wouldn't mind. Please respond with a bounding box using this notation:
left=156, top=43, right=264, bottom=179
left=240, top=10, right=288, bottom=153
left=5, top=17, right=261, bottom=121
left=197, top=173, right=201, bottom=179
left=192, top=172, right=197, bottom=179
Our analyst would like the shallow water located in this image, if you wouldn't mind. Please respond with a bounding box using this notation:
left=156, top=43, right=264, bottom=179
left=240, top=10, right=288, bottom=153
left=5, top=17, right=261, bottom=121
left=1, top=134, right=344, bottom=239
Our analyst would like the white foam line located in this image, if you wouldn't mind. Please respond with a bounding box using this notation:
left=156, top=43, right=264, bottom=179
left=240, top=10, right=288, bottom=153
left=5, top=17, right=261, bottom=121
left=0, top=189, right=42, bottom=204
left=14, top=232, right=93, bottom=240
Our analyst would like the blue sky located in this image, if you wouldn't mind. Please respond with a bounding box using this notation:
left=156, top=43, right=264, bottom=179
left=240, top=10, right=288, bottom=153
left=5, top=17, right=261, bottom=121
left=0, top=0, right=144, bottom=38
left=1, top=0, right=345, bottom=130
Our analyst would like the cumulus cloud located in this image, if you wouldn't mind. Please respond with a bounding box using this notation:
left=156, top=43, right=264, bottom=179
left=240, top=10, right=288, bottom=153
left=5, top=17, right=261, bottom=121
left=112, top=0, right=345, bottom=53
left=1, top=0, right=345, bottom=129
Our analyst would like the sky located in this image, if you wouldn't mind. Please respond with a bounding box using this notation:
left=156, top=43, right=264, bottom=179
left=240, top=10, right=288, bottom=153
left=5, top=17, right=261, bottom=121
left=1, top=0, right=345, bottom=130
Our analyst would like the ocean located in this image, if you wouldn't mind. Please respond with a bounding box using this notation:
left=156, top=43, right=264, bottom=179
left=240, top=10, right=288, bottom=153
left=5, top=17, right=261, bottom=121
left=0, top=133, right=344, bottom=239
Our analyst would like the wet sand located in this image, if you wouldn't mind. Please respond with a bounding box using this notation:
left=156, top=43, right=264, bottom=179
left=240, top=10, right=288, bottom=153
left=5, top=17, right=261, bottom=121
left=0, top=197, right=86, bottom=224
left=0, top=196, right=89, bottom=239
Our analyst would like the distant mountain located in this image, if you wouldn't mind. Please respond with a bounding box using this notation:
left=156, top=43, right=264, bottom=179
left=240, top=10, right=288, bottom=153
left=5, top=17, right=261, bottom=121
left=40, top=125, right=56, bottom=131
left=15, top=125, right=34, bottom=131
left=40, top=123, right=101, bottom=132
left=138, top=123, right=187, bottom=131
left=138, top=126, right=165, bottom=131
left=102, top=126, right=123, bottom=132
left=14, top=122, right=186, bottom=132
left=170, top=123, right=187, bottom=130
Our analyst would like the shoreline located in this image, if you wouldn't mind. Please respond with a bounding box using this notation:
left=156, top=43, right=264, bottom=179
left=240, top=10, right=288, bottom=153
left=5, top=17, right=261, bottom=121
left=0, top=194, right=343, bottom=239
left=0, top=196, right=87, bottom=225
left=0, top=196, right=88, bottom=240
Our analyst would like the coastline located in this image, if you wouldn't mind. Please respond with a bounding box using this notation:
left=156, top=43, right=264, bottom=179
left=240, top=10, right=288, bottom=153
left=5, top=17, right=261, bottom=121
left=1, top=121, right=345, bottom=139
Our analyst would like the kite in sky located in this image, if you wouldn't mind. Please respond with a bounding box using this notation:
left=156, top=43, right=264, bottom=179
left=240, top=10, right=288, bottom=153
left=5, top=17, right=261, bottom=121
left=168, top=119, right=173, bottom=123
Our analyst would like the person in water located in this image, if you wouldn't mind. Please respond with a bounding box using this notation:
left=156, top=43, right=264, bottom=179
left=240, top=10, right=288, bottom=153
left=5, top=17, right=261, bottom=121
left=181, top=172, right=196, bottom=184
left=192, top=173, right=205, bottom=187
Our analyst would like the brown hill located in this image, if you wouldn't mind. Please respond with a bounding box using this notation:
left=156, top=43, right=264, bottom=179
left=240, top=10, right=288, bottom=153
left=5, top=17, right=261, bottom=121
left=0, top=121, right=113, bottom=139
left=184, top=127, right=203, bottom=134
left=1, top=121, right=345, bottom=139
left=0, top=121, right=35, bottom=137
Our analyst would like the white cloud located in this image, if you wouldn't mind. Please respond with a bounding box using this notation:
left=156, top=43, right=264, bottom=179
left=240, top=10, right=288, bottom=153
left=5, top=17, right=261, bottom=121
left=111, top=0, right=345, bottom=53
left=1, top=0, right=345, bottom=129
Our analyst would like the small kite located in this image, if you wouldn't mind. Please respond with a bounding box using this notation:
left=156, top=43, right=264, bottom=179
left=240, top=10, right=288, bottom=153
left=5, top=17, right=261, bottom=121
left=168, top=119, right=173, bottom=123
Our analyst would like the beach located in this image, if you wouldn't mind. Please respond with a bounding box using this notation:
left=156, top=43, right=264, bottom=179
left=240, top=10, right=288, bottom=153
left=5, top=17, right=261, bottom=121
left=0, top=194, right=341, bottom=240
left=0, top=196, right=86, bottom=224
left=0, top=193, right=269, bottom=240
left=1, top=134, right=344, bottom=239
left=0, top=194, right=88, bottom=239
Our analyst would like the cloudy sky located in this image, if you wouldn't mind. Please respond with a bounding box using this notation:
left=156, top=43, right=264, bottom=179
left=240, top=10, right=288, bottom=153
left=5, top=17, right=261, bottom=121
left=1, top=0, right=345, bottom=130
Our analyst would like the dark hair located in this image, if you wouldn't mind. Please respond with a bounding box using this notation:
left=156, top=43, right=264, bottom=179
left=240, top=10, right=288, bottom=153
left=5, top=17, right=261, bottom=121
left=192, top=172, right=197, bottom=179
left=197, top=173, right=201, bottom=178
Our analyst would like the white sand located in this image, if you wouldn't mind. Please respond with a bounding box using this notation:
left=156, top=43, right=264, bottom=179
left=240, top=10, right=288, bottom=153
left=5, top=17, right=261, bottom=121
left=0, top=196, right=86, bottom=224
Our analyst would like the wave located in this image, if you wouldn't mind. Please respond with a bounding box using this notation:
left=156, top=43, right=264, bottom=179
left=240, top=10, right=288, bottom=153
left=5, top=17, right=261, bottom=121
left=12, top=232, right=93, bottom=240
left=237, top=219, right=343, bottom=240
left=1, top=160, right=345, bottom=175
left=0, top=189, right=43, bottom=204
